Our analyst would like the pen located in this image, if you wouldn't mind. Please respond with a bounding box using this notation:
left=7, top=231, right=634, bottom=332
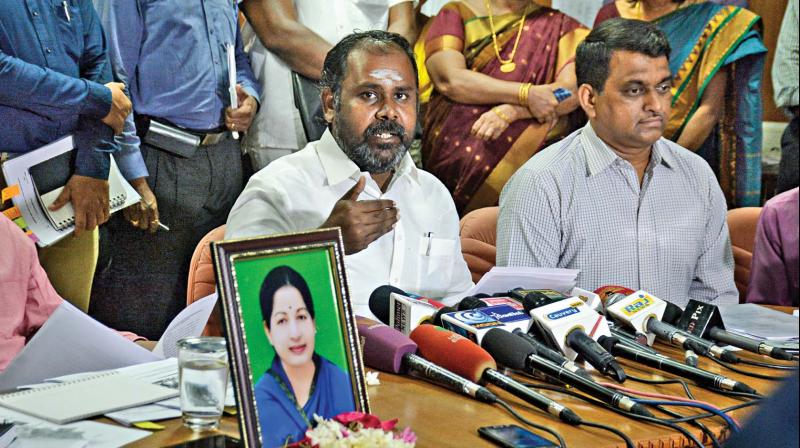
left=425, top=232, right=433, bottom=256
left=158, top=221, right=170, bottom=231
left=62, top=1, right=71, bottom=22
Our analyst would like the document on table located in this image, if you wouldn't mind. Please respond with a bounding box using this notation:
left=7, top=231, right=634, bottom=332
left=153, top=292, right=218, bottom=358
left=0, top=407, right=148, bottom=448
left=466, top=266, right=580, bottom=297
left=0, top=302, right=159, bottom=390
left=717, top=303, right=800, bottom=341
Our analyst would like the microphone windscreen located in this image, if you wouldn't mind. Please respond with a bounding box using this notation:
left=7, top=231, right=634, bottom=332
left=431, top=305, right=457, bottom=327
left=356, top=316, right=417, bottom=373
left=457, top=296, right=487, bottom=311
left=368, top=285, right=406, bottom=325
left=480, top=328, right=535, bottom=371
left=594, top=285, right=635, bottom=307
left=409, top=324, right=496, bottom=383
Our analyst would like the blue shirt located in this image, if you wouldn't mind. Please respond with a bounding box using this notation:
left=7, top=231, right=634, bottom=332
left=0, top=0, right=121, bottom=179
left=254, top=355, right=356, bottom=448
left=95, top=0, right=260, bottom=132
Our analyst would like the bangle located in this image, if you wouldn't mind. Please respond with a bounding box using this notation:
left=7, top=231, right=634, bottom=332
left=492, top=106, right=512, bottom=123
left=518, top=82, right=532, bottom=106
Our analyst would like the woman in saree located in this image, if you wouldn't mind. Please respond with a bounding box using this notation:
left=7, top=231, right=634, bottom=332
left=421, top=0, right=587, bottom=213
left=594, top=0, right=767, bottom=207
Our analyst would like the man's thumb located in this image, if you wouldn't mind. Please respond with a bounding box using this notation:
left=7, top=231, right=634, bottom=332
left=341, top=176, right=365, bottom=202
left=49, top=187, right=70, bottom=211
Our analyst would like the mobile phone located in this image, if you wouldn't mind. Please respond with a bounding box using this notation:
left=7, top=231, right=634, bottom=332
left=478, top=424, right=559, bottom=448
left=164, top=435, right=241, bottom=448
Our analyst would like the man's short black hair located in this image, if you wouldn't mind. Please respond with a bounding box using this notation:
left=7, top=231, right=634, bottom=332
left=259, top=265, right=315, bottom=329
left=576, top=18, right=671, bottom=93
left=320, top=30, right=418, bottom=101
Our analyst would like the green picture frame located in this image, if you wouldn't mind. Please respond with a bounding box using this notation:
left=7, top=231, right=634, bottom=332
left=212, top=228, right=369, bottom=448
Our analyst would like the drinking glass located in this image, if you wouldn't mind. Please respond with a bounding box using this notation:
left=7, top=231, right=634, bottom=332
left=178, top=337, right=229, bottom=431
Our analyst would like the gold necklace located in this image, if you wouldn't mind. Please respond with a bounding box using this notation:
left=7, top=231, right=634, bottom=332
left=484, top=0, right=530, bottom=73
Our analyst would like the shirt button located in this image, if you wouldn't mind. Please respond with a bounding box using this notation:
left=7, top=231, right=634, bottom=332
left=45, top=48, right=52, bottom=54
left=32, top=11, right=39, bottom=16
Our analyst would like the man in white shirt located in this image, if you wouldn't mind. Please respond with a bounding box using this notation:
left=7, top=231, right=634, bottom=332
left=226, top=31, right=473, bottom=318
left=240, top=0, right=416, bottom=170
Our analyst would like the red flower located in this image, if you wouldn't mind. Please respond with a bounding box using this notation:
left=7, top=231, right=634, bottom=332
left=333, top=412, right=399, bottom=432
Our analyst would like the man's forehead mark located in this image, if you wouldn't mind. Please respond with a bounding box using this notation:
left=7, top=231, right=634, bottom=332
left=369, top=69, right=404, bottom=82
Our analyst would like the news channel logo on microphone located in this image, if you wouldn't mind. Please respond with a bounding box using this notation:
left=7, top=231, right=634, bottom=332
left=546, top=301, right=585, bottom=321
left=621, top=294, right=655, bottom=317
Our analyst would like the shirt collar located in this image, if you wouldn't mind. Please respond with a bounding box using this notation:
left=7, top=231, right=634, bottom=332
left=581, top=122, right=676, bottom=176
left=316, top=128, right=420, bottom=188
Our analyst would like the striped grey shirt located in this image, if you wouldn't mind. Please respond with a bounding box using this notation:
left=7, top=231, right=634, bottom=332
left=773, top=0, right=799, bottom=110
left=497, top=123, right=738, bottom=307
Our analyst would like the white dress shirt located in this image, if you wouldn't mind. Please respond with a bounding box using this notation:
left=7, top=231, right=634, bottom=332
left=241, top=0, right=412, bottom=152
left=226, top=129, right=473, bottom=318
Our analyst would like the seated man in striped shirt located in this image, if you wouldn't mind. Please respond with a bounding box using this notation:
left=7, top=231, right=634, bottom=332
left=496, top=18, right=737, bottom=308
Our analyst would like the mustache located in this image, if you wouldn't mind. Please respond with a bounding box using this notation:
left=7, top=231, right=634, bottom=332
left=363, top=120, right=407, bottom=140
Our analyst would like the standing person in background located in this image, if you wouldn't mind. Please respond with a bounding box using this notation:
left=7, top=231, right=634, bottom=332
left=772, top=0, right=799, bottom=194
left=594, top=0, right=767, bottom=207
left=421, top=0, right=586, bottom=214
left=240, top=0, right=417, bottom=171
left=0, top=0, right=133, bottom=312
left=90, top=0, right=260, bottom=340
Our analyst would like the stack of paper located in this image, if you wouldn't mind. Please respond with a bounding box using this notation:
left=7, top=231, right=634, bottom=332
left=466, top=266, right=580, bottom=297
left=717, top=304, right=800, bottom=350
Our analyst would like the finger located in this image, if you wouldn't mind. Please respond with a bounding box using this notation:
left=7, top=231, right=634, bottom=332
left=360, top=206, right=399, bottom=225
left=74, top=209, right=86, bottom=236
left=236, top=84, right=248, bottom=103
left=351, top=199, right=396, bottom=213
left=123, top=206, right=133, bottom=222
left=85, top=212, right=98, bottom=232
left=49, top=187, right=71, bottom=211
left=101, top=201, right=110, bottom=224
left=360, top=219, right=398, bottom=246
left=340, top=177, right=365, bottom=202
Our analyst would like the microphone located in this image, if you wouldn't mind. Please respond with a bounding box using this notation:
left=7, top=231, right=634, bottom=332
left=368, top=285, right=444, bottom=334
left=355, top=317, right=498, bottom=404
left=602, top=290, right=739, bottom=362
left=512, top=329, right=595, bottom=382
left=599, top=336, right=758, bottom=395
left=457, top=295, right=524, bottom=311
left=677, top=299, right=794, bottom=361
left=410, top=324, right=582, bottom=425
left=524, top=296, right=626, bottom=382
left=481, top=328, right=652, bottom=417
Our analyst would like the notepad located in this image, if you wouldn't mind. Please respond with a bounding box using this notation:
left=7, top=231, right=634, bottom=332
left=30, top=149, right=129, bottom=231
left=0, top=371, right=178, bottom=425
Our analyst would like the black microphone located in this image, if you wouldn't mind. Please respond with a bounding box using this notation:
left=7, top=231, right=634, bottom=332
left=512, top=329, right=595, bottom=382
left=481, top=328, right=653, bottom=417
left=599, top=336, right=758, bottom=395
left=677, top=299, right=794, bottom=361
left=647, top=319, right=740, bottom=363
left=402, top=352, right=499, bottom=404
left=523, top=295, right=626, bottom=382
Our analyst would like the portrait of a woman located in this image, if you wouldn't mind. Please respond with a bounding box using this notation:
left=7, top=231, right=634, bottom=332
left=253, top=265, right=356, bottom=447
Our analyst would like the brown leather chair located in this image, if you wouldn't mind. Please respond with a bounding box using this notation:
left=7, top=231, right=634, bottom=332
left=186, top=225, right=226, bottom=336
left=459, top=207, right=499, bottom=283
left=727, top=207, right=762, bottom=302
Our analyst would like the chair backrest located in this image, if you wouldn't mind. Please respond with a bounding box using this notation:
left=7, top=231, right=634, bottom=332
left=459, top=207, right=499, bottom=283
left=727, top=207, right=762, bottom=302
left=186, top=225, right=227, bottom=336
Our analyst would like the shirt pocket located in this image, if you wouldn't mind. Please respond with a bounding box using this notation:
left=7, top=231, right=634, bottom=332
left=50, top=0, right=84, bottom=59
left=416, top=236, right=455, bottom=293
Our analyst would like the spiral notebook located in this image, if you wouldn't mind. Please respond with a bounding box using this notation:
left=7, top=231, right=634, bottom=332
left=29, top=149, right=131, bottom=231
left=0, top=371, right=177, bottom=425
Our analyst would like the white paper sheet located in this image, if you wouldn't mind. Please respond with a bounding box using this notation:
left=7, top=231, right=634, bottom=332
left=153, top=293, right=218, bottom=359
left=0, top=407, right=148, bottom=448
left=0, top=302, right=159, bottom=390
left=466, top=266, right=580, bottom=297
left=717, top=303, right=800, bottom=341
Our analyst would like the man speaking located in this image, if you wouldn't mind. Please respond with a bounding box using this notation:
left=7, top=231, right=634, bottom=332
left=226, top=31, right=472, bottom=317
left=497, top=19, right=737, bottom=307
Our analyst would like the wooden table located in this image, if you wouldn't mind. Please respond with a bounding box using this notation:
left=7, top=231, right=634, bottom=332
left=117, top=310, right=797, bottom=447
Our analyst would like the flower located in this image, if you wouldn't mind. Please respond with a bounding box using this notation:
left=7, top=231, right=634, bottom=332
left=287, top=412, right=415, bottom=448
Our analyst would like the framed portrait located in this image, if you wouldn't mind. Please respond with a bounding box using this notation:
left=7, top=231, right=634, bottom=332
left=212, top=228, right=369, bottom=448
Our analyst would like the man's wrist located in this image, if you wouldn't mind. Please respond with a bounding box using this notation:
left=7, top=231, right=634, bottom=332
left=81, top=80, right=114, bottom=118
left=73, top=147, right=111, bottom=179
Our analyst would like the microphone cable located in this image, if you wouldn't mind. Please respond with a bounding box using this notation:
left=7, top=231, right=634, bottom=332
left=522, top=382, right=706, bottom=448
left=738, top=358, right=798, bottom=370
left=707, top=356, right=783, bottom=381
left=631, top=399, right=740, bottom=433
left=493, top=398, right=567, bottom=448
left=626, top=373, right=697, bottom=399
left=572, top=419, right=634, bottom=448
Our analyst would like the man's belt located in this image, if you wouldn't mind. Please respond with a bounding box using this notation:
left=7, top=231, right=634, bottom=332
left=134, top=115, right=228, bottom=158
